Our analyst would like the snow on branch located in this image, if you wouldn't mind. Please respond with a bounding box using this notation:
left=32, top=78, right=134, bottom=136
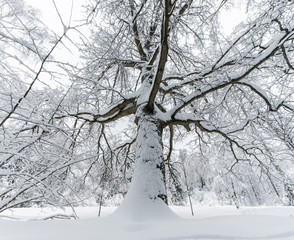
left=65, top=97, right=136, bottom=123
left=40, top=213, right=77, bottom=220
left=167, top=28, right=294, bottom=120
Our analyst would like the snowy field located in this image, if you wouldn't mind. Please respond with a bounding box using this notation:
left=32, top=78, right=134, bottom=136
left=1, top=206, right=294, bottom=240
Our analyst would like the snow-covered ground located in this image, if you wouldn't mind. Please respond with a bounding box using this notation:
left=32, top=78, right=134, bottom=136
left=1, top=205, right=294, bottom=240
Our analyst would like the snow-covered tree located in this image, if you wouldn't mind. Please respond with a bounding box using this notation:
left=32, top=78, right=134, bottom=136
left=65, top=0, right=294, bottom=214
left=0, top=0, right=83, bottom=212
left=1, top=0, right=294, bottom=217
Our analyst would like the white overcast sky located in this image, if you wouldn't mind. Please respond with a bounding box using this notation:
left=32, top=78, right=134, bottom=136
left=25, top=0, right=85, bottom=35
left=25, top=0, right=247, bottom=36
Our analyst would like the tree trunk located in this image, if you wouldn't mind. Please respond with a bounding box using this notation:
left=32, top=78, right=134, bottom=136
left=113, top=108, right=175, bottom=220
left=131, top=110, right=167, bottom=203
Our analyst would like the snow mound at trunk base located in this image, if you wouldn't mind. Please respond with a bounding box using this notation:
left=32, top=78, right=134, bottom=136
left=111, top=193, right=178, bottom=221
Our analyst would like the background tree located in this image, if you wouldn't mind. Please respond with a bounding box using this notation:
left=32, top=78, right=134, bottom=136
left=0, top=0, right=85, bottom=213
left=1, top=0, right=294, bottom=216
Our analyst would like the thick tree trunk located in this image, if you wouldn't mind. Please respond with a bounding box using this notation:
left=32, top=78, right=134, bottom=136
left=113, top=109, right=175, bottom=220
left=131, top=110, right=167, bottom=203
